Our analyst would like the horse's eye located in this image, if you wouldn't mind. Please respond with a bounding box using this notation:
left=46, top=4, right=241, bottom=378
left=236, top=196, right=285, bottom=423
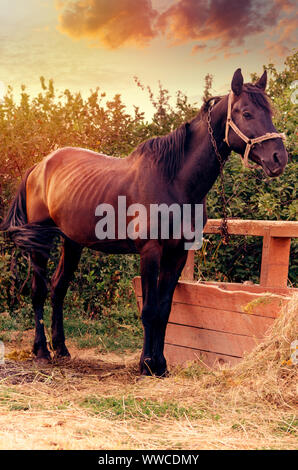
left=243, top=111, right=252, bottom=119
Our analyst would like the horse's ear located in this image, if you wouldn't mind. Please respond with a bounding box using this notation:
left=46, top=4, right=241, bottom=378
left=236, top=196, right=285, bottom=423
left=255, top=70, right=267, bottom=91
left=231, top=68, right=243, bottom=96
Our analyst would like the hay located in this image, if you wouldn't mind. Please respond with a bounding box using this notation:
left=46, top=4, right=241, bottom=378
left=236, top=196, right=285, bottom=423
left=0, top=294, right=296, bottom=449
left=174, top=293, right=298, bottom=406
left=230, top=292, right=298, bottom=406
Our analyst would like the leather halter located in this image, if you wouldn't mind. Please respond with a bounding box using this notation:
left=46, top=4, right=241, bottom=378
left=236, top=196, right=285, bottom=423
left=224, top=92, right=286, bottom=169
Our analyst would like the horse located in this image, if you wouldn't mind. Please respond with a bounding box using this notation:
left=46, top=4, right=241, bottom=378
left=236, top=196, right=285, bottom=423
left=0, top=68, right=288, bottom=376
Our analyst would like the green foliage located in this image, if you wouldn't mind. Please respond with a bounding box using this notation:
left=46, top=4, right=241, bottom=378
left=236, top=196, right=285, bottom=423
left=0, top=51, right=297, bottom=346
left=198, top=153, right=297, bottom=284
left=257, top=51, right=298, bottom=157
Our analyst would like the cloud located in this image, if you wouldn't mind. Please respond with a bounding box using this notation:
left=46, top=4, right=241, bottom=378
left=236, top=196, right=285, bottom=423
left=55, top=0, right=158, bottom=49
left=191, top=44, right=207, bottom=55
left=274, top=0, right=296, bottom=12
left=156, top=0, right=283, bottom=51
left=55, top=0, right=297, bottom=58
left=265, top=14, right=298, bottom=56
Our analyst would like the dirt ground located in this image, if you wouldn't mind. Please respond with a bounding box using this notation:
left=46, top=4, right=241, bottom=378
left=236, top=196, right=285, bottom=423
left=0, top=327, right=297, bottom=451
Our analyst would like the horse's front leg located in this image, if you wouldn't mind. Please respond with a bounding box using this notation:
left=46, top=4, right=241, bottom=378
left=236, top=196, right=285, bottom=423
left=139, top=242, right=161, bottom=376
left=153, top=246, right=188, bottom=377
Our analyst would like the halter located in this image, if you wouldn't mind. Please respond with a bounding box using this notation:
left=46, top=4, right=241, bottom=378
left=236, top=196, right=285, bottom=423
left=224, top=91, right=286, bottom=169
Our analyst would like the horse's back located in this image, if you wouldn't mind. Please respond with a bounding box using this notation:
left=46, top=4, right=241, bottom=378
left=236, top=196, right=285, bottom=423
left=26, top=147, right=136, bottom=243
left=42, top=146, right=121, bottom=171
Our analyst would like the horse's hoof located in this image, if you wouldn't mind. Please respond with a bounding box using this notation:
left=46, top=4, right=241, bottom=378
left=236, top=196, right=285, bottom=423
left=136, top=375, right=153, bottom=382
left=34, top=355, right=51, bottom=364
left=139, top=357, right=155, bottom=376
left=53, top=346, right=71, bottom=359
left=33, top=345, right=51, bottom=363
left=156, top=369, right=169, bottom=379
left=153, top=356, right=168, bottom=378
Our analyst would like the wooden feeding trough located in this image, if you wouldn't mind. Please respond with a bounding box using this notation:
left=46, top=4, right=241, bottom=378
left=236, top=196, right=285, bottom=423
left=133, top=219, right=298, bottom=367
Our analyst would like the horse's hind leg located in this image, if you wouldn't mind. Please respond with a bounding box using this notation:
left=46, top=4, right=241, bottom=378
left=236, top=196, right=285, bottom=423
left=50, top=238, right=82, bottom=358
left=31, top=251, right=51, bottom=360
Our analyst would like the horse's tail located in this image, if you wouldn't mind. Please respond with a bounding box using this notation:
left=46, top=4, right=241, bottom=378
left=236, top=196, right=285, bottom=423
left=0, top=166, right=62, bottom=257
left=0, top=166, right=33, bottom=231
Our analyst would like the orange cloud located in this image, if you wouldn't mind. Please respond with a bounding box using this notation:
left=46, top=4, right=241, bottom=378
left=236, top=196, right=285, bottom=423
left=55, top=0, right=297, bottom=58
left=56, top=0, right=158, bottom=49
left=191, top=44, right=206, bottom=55
left=274, top=0, right=296, bottom=12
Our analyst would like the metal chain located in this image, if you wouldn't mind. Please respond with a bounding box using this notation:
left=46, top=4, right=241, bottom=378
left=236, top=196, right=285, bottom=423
left=207, top=105, right=230, bottom=244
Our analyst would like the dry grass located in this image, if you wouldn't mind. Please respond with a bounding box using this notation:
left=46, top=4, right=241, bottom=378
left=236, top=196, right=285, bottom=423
left=0, top=294, right=297, bottom=450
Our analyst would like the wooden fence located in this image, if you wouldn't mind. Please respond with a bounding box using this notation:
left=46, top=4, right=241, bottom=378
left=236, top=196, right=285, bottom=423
left=133, top=219, right=298, bottom=367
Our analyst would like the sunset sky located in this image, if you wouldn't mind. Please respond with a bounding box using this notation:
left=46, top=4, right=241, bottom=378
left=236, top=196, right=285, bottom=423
left=0, top=0, right=297, bottom=117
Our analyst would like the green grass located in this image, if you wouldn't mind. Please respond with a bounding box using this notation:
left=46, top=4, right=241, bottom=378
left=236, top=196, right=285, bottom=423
left=0, top=310, right=33, bottom=343
left=0, top=388, right=31, bottom=412
left=59, top=305, right=143, bottom=353
left=79, top=395, right=205, bottom=421
left=274, top=417, right=298, bottom=436
left=0, top=300, right=143, bottom=353
left=9, top=403, right=30, bottom=411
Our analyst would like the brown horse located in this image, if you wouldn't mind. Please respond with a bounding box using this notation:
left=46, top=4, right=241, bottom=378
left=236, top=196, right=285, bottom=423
left=0, top=69, right=288, bottom=376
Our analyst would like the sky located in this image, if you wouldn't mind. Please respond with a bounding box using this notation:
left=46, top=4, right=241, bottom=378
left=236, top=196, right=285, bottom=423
left=0, top=0, right=297, bottom=117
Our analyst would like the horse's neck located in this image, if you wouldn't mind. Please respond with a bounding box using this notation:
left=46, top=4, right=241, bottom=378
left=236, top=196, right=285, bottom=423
left=177, top=96, right=230, bottom=203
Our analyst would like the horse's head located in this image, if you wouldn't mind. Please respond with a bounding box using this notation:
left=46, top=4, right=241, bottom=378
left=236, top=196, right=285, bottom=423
left=226, top=68, right=288, bottom=177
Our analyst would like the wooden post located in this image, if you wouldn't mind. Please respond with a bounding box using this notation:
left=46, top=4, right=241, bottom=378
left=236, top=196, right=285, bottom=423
left=181, top=250, right=195, bottom=281
left=260, top=229, right=291, bottom=288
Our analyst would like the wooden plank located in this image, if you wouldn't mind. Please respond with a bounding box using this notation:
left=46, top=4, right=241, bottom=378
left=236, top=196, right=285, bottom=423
left=132, top=277, right=290, bottom=318
left=135, top=293, right=276, bottom=336
left=173, top=283, right=289, bottom=317
left=165, top=323, right=259, bottom=357
left=204, top=219, right=298, bottom=237
left=164, top=343, right=241, bottom=367
left=260, top=235, right=291, bottom=288
left=135, top=296, right=276, bottom=334
left=169, top=302, right=275, bottom=337
left=200, top=281, right=297, bottom=296
left=133, top=277, right=297, bottom=297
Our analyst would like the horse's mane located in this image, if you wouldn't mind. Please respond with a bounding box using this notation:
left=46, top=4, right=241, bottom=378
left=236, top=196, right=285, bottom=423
left=133, top=122, right=190, bottom=181
left=242, top=83, right=272, bottom=114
